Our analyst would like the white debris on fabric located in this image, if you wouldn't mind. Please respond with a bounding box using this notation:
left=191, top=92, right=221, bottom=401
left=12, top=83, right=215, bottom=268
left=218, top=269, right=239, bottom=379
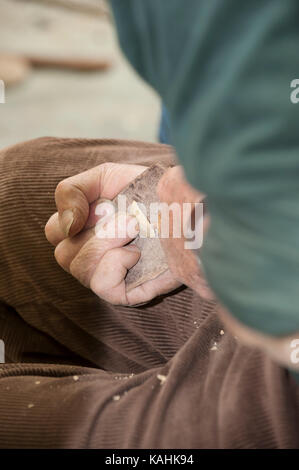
left=113, top=395, right=121, bottom=401
left=35, top=381, right=41, bottom=385
left=210, top=342, right=218, bottom=351
left=73, top=375, right=79, bottom=381
left=220, top=330, right=225, bottom=335
left=157, top=373, right=167, bottom=385
left=114, top=373, right=134, bottom=380
left=28, top=403, right=35, bottom=409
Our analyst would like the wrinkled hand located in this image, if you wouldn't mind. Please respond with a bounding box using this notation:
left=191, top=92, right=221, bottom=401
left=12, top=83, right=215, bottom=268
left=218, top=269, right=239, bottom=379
left=45, top=163, right=181, bottom=305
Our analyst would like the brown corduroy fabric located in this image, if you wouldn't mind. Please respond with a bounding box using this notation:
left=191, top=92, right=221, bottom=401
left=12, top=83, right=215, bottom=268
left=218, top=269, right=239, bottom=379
left=0, top=137, right=298, bottom=449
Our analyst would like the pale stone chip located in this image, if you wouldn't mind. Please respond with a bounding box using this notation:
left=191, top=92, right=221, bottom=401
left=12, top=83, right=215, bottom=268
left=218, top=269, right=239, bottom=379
left=128, top=201, right=156, bottom=238
left=157, top=373, right=167, bottom=385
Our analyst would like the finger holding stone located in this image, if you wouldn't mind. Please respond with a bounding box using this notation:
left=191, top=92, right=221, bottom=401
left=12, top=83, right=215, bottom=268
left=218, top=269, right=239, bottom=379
left=54, top=227, right=95, bottom=272
left=69, top=214, right=139, bottom=287
left=90, top=245, right=141, bottom=304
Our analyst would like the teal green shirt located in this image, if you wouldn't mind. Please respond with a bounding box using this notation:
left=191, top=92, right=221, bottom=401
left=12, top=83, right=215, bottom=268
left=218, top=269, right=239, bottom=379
left=110, top=0, right=299, bottom=337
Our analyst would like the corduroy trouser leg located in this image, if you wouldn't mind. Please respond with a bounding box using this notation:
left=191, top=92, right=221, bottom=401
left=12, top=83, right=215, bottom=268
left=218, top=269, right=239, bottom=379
left=0, top=137, right=298, bottom=448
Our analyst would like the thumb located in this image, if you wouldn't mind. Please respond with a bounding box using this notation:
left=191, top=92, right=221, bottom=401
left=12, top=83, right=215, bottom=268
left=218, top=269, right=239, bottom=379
left=55, top=178, right=90, bottom=237
left=55, top=163, right=146, bottom=237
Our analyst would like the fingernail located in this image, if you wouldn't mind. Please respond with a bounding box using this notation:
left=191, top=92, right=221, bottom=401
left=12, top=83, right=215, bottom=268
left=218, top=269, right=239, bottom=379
left=61, top=209, right=74, bottom=237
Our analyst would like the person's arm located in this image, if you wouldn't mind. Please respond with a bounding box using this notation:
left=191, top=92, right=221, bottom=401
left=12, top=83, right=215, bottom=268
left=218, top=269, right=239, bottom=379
left=110, top=0, right=299, bottom=339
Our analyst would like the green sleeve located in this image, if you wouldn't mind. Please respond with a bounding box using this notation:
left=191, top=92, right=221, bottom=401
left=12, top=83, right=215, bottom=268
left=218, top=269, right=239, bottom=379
left=110, top=0, right=299, bottom=336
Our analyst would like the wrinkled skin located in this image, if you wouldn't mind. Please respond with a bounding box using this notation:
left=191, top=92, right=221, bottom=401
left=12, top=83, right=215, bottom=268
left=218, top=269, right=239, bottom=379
left=45, top=163, right=182, bottom=306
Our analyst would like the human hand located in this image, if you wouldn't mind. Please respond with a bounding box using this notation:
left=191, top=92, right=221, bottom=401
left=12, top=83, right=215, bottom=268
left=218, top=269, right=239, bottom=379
left=45, top=163, right=181, bottom=305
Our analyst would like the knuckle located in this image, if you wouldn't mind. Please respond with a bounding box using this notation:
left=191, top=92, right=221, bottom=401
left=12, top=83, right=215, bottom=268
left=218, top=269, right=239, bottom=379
left=44, top=219, right=52, bottom=242
left=93, top=253, right=113, bottom=281
left=99, top=162, right=110, bottom=173
left=68, top=257, right=78, bottom=278
left=54, top=242, right=68, bottom=269
left=69, top=249, right=95, bottom=287
left=69, top=256, right=85, bottom=285
left=90, top=249, right=119, bottom=285
left=55, top=179, right=71, bottom=202
left=44, top=213, right=58, bottom=243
